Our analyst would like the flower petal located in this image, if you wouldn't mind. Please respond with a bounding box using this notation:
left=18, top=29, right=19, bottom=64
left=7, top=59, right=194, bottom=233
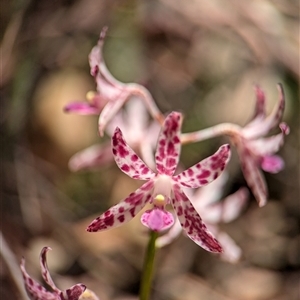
left=63, top=102, right=100, bottom=115
left=202, top=187, right=248, bottom=224
left=89, top=27, right=125, bottom=91
left=20, top=257, right=58, bottom=300
left=89, top=27, right=133, bottom=136
left=112, top=127, right=155, bottom=180
left=40, top=247, right=60, bottom=293
left=261, top=155, right=285, bottom=173
left=245, top=85, right=266, bottom=128
left=215, top=231, right=242, bottom=263
left=191, top=172, right=229, bottom=210
left=87, top=181, right=154, bottom=232
left=238, top=147, right=268, bottom=207
left=69, top=143, right=113, bottom=171
left=64, top=284, right=86, bottom=300
left=253, top=85, right=266, bottom=119
left=171, top=185, right=223, bottom=252
left=173, top=144, right=231, bottom=188
left=243, top=84, right=285, bottom=139
left=155, top=112, right=182, bottom=176
left=247, top=122, right=290, bottom=156
left=98, top=90, right=131, bottom=136
left=156, top=218, right=182, bottom=248
left=141, top=208, right=174, bottom=232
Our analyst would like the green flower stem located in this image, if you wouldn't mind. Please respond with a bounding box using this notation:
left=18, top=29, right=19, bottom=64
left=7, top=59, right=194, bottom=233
left=139, top=230, right=159, bottom=300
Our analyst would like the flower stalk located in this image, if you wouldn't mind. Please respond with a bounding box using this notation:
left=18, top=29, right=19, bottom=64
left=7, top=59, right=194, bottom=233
left=139, top=230, right=159, bottom=300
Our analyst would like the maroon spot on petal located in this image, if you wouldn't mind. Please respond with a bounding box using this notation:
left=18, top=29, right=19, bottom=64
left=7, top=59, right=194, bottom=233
left=199, top=179, right=208, bottom=185
left=121, top=164, right=130, bottom=172
left=28, top=278, right=33, bottom=285
left=118, top=207, right=125, bottom=213
left=157, top=163, right=164, bottom=173
left=104, top=210, right=111, bottom=216
left=177, top=206, right=183, bottom=216
left=211, top=155, right=218, bottom=161
left=118, top=146, right=129, bottom=158
left=118, top=215, right=125, bottom=223
left=104, top=214, right=114, bottom=226
left=159, top=139, right=166, bottom=146
left=112, top=136, right=118, bottom=147
left=197, top=170, right=211, bottom=179
left=112, top=149, right=117, bottom=155
left=142, top=167, right=149, bottom=174
left=213, top=172, right=218, bottom=179
left=187, top=169, right=194, bottom=176
left=196, top=163, right=201, bottom=169
left=129, top=207, right=135, bottom=217
left=131, top=154, right=138, bottom=162
left=166, top=157, right=176, bottom=168
left=173, top=136, right=180, bottom=144
left=167, top=142, right=175, bottom=155
left=184, top=220, right=190, bottom=228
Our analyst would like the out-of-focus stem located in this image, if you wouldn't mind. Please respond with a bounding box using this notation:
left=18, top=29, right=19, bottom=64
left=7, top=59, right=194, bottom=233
left=0, top=231, right=28, bottom=300
left=130, top=84, right=165, bottom=126
left=181, top=123, right=241, bottom=144
left=139, top=230, right=159, bottom=300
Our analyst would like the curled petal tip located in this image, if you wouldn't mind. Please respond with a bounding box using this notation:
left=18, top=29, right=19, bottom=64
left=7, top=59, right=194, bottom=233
left=254, top=85, right=265, bottom=101
left=100, top=26, right=108, bottom=41
left=220, top=144, right=231, bottom=161
left=280, top=122, right=290, bottom=135
left=277, top=82, right=284, bottom=92
left=41, top=246, right=52, bottom=254
left=86, top=223, right=99, bottom=232
left=258, top=200, right=267, bottom=208
left=277, top=83, right=285, bottom=102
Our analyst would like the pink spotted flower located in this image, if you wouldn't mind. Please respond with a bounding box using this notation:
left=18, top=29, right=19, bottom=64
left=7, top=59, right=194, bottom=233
left=87, top=112, right=231, bottom=253
left=181, top=84, right=289, bottom=207
left=64, top=27, right=164, bottom=136
left=20, top=247, right=88, bottom=300
left=69, top=97, right=160, bottom=172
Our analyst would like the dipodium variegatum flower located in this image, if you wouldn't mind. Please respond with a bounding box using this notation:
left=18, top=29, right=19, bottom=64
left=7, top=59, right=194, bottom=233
left=20, top=247, right=98, bottom=300
left=181, top=84, right=289, bottom=207
left=68, top=97, right=160, bottom=172
left=87, top=112, right=231, bottom=253
left=64, top=27, right=164, bottom=136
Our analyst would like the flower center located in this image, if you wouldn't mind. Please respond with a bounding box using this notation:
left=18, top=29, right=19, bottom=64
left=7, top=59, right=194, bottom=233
left=86, top=91, right=97, bottom=103
left=152, top=175, right=172, bottom=207
left=153, top=194, right=166, bottom=207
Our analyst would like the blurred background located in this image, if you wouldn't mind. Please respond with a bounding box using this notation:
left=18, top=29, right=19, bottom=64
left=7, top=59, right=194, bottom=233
left=1, top=0, right=299, bottom=299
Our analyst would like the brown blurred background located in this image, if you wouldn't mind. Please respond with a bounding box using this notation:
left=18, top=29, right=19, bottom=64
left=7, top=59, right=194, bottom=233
left=1, top=0, right=299, bottom=299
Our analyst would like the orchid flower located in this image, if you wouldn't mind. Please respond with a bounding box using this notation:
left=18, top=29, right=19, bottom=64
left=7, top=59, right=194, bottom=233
left=69, top=97, right=160, bottom=171
left=20, top=247, right=87, bottom=300
left=64, top=27, right=164, bottom=136
left=157, top=172, right=249, bottom=263
left=87, top=112, right=231, bottom=253
left=181, top=84, right=289, bottom=207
